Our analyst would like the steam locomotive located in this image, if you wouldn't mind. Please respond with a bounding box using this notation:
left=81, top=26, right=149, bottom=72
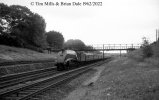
left=55, top=49, right=103, bottom=70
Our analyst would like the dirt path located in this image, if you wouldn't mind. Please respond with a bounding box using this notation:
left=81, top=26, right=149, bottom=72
left=63, top=65, right=106, bottom=100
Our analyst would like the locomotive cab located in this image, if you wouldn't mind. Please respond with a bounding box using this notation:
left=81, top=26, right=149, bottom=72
left=56, top=49, right=79, bottom=70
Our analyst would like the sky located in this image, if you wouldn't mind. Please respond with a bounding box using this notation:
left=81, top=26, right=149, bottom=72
left=1, top=0, right=159, bottom=45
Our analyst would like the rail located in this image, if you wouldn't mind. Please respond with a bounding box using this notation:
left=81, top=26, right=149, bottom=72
left=0, top=58, right=110, bottom=100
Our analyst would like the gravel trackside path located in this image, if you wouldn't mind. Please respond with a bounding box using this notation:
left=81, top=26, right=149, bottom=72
left=63, top=66, right=105, bottom=100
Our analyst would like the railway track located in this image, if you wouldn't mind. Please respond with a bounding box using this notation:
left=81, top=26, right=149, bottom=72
left=0, top=58, right=110, bottom=100
left=0, top=67, right=57, bottom=89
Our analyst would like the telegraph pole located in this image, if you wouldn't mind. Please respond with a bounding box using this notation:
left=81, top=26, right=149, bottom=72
left=156, top=29, right=158, bottom=42
left=156, top=29, right=159, bottom=42
left=158, top=29, right=159, bottom=41
left=120, top=44, right=121, bottom=57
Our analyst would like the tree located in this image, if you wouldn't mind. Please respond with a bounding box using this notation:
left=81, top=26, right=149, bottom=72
left=85, top=45, right=94, bottom=51
left=46, top=31, right=64, bottom=49
left=0, top=3, right=11, bottom=34
left=0, top=3, right=24, bottom=47
left=64, top=39, right=86, bottom=50
left=0, top=3, right=47, bottom=49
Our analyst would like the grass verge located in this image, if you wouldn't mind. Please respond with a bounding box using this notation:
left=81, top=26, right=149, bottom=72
left=0, top=45, right=57, bottom=63
left=82, top=57, right=159, bottom=100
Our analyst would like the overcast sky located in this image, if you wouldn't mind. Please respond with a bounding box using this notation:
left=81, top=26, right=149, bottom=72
left=1, top=0, right=159, bottom=45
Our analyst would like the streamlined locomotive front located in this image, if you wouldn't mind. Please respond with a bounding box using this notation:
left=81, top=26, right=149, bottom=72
left=56, top=50, right=79, bottom=70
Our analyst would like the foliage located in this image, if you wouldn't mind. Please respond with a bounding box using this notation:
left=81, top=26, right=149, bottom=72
left=85, top=45, right=94, bottom=51
left=64, top=39, right=86, bottom=50
left=152, top=41, right=159, bottom=57
left=0, top=3, right=11, bottom=34
left=141, top=37, right=153, bottom=58
left=46, top=31, right=64, bottom=49
left=0, top=33, right=24, bottom=47
left=0, top=3, right=47, bottom=50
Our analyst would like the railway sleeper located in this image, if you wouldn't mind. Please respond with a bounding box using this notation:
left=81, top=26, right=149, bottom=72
left=24, top=90, right=37, bottom=92
left=3, top=96, right=20, bottom=100
left=16, top=92, right=29, bottom=96
left=30, top=98, right=40, bottom=100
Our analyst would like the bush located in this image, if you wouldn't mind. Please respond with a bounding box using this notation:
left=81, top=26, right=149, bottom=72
left=141, top=37, right=153, bottom=58
left=128, top=37, right=153, bottom=62
left=152, top=41, right=159, bottom=57
left=0, top=34, right=24, bottom=47
left=142, top=45, right=153, bottom=58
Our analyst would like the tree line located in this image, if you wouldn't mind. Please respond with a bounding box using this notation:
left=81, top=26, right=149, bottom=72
left=0, top=3, right=92, bottom=52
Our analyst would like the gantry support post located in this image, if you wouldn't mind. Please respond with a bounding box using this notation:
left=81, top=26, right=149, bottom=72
left=103, top=44, right=105, bottom=59
left=120, top=44, right=121, bottom=57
